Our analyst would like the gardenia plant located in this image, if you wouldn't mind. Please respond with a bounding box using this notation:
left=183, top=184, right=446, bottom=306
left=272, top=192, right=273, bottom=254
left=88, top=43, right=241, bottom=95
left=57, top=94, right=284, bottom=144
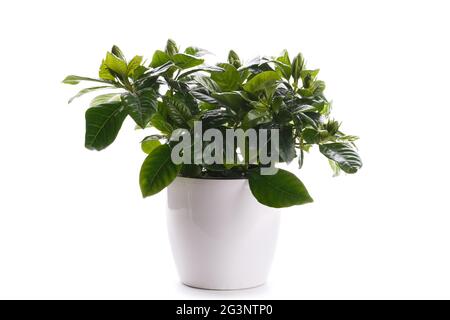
left=63, top=40, right=362, bottom=208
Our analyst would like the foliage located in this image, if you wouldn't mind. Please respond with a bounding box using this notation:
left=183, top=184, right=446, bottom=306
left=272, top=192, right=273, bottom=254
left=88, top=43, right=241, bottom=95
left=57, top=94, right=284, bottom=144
left=63, top=40, right=362, bottom=208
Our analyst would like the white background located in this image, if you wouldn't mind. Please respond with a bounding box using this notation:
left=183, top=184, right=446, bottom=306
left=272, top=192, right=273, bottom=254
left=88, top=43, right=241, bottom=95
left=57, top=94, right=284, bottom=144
left=1, top=0, right=449, bottom=299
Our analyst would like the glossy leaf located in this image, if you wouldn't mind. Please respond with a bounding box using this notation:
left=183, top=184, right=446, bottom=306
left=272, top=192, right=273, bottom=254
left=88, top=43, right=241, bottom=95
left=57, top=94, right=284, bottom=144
left=184, top=46, right=209, bottom=56
left=212, top=91, right=248, bottom=114
left=298, top=145, right=304, bottom=169
left=243, top=71, right=280, bottom=93
left=300, top=69, right=320, bottom=86
left=150, top=113, right=173, bottom=135
left=228, top=50, right=241, bottom=68
left=328, top=159, right=341, bottom=177
left=276, top=49, right=291, bottom=79
left=149, top=61, right=174, bottom=76
left=68, top=86, right=114, bottom=104
left=242, top=109, right=272, bottom=129
left=164, top=96, right=192, bottom=127
left=171, top=53, right=204, bottom=69
left=194, top=75, right=221, bottom=92
left=150, top=50, right=170, bottom=68
left=165, top=39, right=179, bottom=56
left=211, top=63, right=241, bottom=92
left=248, top=169, right=313, bottom=208
left=297, top=112, right=318, bottom=129
left=99, top=60, right=116, bottom=81
left=291, top=53, right=305, bottom=84
left=302, top=128, right=320, bottom=144
left=319, top=143, right=362, bottom=173
left=178, top=65, right=224, bottom=80
left=62, top=75, right=111, bottom=85
left=190, top=91, right=219, bottom=105
left=132, top=65, right=148, bottom=80
left=105, top=52, right=127, bottom=76
left=89, top=93, right=120, bottom=107
left=279, top=126, right=296, bottom=164
left=139, top=144, right=181, bottom=197
left=111, top=45, right=126, bottom=61
left=85, top=102, right=127, bottom=150
left=141, top=135, right=162, bottom=154
left=313, top=80, right=326, bottom=96
left=201, top=109, right=235, bottom=128
left=121, top=89, right=157, bottom=128
left=127, top=55, right=143, bottom=76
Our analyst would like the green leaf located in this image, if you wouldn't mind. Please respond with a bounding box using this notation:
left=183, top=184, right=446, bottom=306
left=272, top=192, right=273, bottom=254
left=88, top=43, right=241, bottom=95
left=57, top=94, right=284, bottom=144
left=190, top=91, right=219, bottom=105
left=85, top=102, right=127, bottom=151
left=99, top=60, right=116, bottom=81
left=243, top=71, right=280, bottom=93
left=111, top=45, right=126, bottom=61
left=127, top=55, right=143, bottom=76
left=199, top=102, right=217, bottom=111
left=319, top=143, right=362, bottom=174
left=150, top=50, right=170, bottom=68
left=279, top=125, right=296, bottom=164
left=89, top=93, right=120, bottom=107
left=184, top=46, right=209, bottom=56
left=105, top=52, right=128, bottom=76
left=291, top=103, right=317, bottom=114
left=194, top=75, right=221, bottom=92
left=171, top=53, right=204, bottom=69
left=313, top=80, right=326, bottom=96
left=248, top=169, right=313, bottom=208
left=174, top=91, right=199, bottom=115
left=178, top=65, right=224, bottom=80
left=151, top=113, right=173, bottom=135
left=165, top=39, right=179, bottom=57
left=164, top=96, right=192, bottom=127
left=238, top=56, right=264, bottom=71
left=212, top=91, right=248, bottom=114
left=201, top=109, right=235, bottom=128
left=300, top=69, right=320, bottom=86
left=62, top=75, right=111, bottom=85
left=271, top=96, right=283, bottom=113
left=132, top=65, right=148, bottom=80
left=325, top=119, right=340, bottom=136
left=298, top=144, right=305, bottom=169
left=149, top=61, right=174, bottom=77
left=211, top=63, right=241, bottom=92
left=275, top=49, right=291, bottom=79
left=336, top=134, right=359, bottom=143
left=302, top=128, right=320, bottom=144
left=139, top=144, right=181, bottom=197
left=242, top=109, right=272, bottom=129
left=121, top=89, right=157, bottom=128
left=141, top=135, right=162, bottom=154
left=297, top=112, right=318, bottom=129
left=228, top=50, right=241, bottom=68
left=68, top=86, right=114, bottom=104
left=291, top=53, right=305, bottom=84
left=328, top=159, right=341, bottom=177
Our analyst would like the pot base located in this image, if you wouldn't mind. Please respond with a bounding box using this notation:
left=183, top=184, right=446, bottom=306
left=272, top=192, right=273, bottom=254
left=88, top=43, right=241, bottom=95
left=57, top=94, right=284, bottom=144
left=182, top=281, right=266, bottom=291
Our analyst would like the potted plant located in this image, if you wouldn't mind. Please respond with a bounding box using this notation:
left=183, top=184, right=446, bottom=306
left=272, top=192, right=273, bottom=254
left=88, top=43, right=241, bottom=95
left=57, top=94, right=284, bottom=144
left=63, top=40, right=362, bottom=290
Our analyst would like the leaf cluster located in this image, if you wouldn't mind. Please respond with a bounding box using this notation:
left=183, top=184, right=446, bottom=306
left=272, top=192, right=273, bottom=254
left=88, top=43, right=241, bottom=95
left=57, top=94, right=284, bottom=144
left=63, top=40, right=362, bottom=208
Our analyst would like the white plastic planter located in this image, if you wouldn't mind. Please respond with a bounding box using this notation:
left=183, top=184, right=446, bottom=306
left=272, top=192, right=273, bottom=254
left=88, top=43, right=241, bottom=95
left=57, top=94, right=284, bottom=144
left=167, top=177, right=280, bottom=290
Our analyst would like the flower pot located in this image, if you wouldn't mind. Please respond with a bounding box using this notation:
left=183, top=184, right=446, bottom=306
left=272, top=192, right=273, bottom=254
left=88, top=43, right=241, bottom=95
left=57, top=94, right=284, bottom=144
left=167, top=177, right=280, bottom=290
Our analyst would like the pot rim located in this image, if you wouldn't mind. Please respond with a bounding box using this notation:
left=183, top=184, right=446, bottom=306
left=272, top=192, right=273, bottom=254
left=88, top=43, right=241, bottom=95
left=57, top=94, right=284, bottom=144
left=176, top=175, right=248, bottom=181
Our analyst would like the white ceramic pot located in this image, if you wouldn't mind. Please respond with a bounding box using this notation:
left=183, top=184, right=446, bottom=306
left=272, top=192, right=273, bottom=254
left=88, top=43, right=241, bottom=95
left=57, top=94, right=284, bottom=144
left=167, top=177, right=280, bottom=290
